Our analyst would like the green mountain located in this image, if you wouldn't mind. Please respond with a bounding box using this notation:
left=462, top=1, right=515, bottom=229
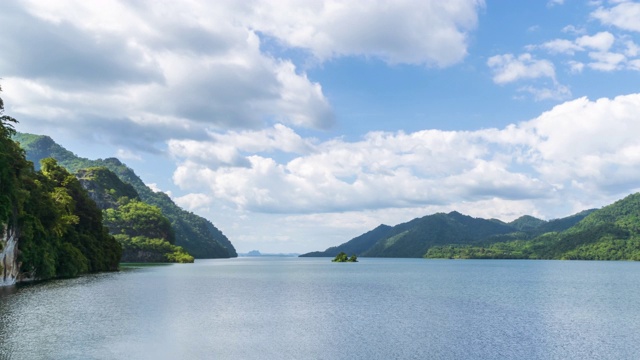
left=302, top=208, right=597, bottom=259
left=13, top=133, right=237, bottom=259
left=426, top=195, right=640, bottom=260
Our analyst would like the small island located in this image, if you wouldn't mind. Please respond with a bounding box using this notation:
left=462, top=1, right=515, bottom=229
left=332, top=252, right=358, bottom=262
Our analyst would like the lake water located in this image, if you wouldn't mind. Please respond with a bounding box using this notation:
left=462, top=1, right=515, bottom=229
left=1, top=257, right=640, bottom=359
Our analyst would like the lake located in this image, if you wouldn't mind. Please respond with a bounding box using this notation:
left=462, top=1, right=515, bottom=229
left=1, top=257, right=640, bottom=359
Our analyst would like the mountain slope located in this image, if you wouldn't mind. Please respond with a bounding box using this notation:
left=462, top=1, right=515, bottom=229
left=300, top=224, right=394, bottom=257
left=13, top=133, right=236, bottom=258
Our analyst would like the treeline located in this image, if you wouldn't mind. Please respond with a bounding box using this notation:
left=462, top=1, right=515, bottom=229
left=0, top=112, right=120, bottom=279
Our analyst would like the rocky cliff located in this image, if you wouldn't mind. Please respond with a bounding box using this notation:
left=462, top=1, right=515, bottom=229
left=0, top=224, right=19, bottom=286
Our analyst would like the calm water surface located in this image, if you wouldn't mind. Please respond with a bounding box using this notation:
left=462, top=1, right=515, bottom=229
left=1, top=258, right=640, bottom=359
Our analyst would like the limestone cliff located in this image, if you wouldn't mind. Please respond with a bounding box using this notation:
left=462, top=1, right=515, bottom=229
left=0, top=224, right=19, bottom=286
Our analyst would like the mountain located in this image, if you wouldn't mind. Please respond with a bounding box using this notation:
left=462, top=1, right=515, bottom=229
left=302, top=207, right=599, bottom=259
left=425, top=194, right=640, bottom=260
left=302, top=211, right=518, bottom=258
left=13, top=133, right=236, bottom=259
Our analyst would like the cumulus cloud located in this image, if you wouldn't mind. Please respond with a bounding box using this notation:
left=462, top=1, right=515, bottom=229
left=592, top=1, right=640, bottom=32
left=518, top=83, right=572, bottom=101
left=169, top=94, right=640, bottom=218
left=576, top=31, right=616, bottom=52
left=168, top=124, right=315, bottom=168
left=541, top=39, right=584, bottom=55
left=245, top=0, right=484, bottom=67
left=535, top=30, right=640, bottom=73
left=487, top=53, right=556, bottom=84
left=587, top=51, right=627, bottom=71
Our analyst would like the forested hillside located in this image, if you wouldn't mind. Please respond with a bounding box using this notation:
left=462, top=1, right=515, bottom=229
left=13, top=133, right=237, bottom=258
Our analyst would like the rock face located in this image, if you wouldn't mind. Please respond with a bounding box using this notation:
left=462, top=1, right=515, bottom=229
left=0, top=224, right=19, bottom=286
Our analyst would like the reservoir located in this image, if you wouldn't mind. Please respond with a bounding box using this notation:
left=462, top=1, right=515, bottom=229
left=1, top=257, right=640, bottom=359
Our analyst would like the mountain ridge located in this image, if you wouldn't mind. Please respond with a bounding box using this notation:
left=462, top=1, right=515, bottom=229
left=302, top=208, right=597, bottom=258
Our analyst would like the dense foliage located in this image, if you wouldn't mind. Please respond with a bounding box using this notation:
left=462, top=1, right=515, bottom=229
left=115, top=235, right=193, bottom=263
left=20, top=158, right=122, bottom=278
left=104, top=199, right=175, bottom=243
left=331, top=252, right=358, bottom=262
left=13, top=134, right=237, bottom=259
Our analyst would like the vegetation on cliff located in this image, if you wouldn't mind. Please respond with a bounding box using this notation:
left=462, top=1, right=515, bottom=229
left=80, top=166, right=193, bottom=263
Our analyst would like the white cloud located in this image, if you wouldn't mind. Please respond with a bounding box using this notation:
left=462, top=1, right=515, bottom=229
left=628, top=59, right=640, bottom=70
left=592, top=1, right=640, bottom=32
left=568, top=60, right=585, bottom=73
left=518, top=83, right=572, bottom=101
left=487, top=53, right=556, bottom=84
left=169, top=93, right=640, bottom=220
left=115, top=149, right=142, bottom=161
left=541, top=39, right=583, bottom=55
left=624, top=40, right=640, bottom=57
left=168, top=124, right=315, bottom=168
left=575, top=31, right=616, bottom=52
left=587, top=51, right=627, bottom=71
left=245, top=0, right=484, bottom=67
left=562, top=25, right=586, bottom=35
left=174, top=193, right=214, bottom=211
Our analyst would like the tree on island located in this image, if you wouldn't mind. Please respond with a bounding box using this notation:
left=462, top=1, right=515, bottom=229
left=332, top=252, right=358, bottom=262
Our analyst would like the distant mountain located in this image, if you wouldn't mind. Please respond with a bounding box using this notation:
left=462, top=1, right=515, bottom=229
left=239, top=250, right=300, bottom=257
left=13, top=133, right=236, bottom=259
left=302, top=211, right=518, bottom=258
left=302, top=207, right=598, bottom=259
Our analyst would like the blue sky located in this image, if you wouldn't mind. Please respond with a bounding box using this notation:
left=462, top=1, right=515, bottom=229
left=2, top=0, right=640, bottom=253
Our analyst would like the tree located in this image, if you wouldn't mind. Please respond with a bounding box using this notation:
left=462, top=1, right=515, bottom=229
left=332, top=252, right=357, bottom=262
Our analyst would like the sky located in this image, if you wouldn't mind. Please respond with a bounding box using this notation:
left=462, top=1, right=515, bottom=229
left=2, top=0, right=640, bottom=253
